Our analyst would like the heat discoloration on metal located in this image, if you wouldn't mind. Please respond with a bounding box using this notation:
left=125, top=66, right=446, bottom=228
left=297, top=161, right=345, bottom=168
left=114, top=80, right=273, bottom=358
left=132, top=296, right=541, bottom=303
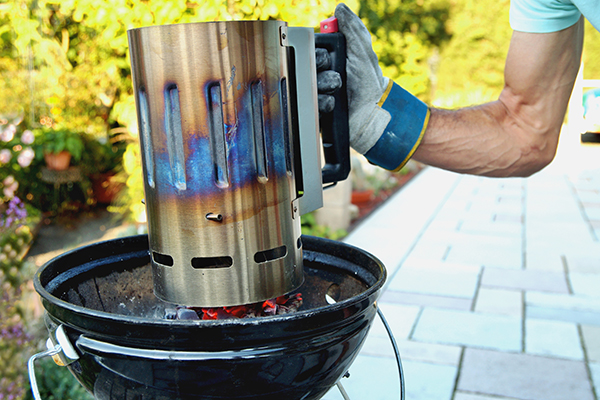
left=128, top=21, right=303, bottom=307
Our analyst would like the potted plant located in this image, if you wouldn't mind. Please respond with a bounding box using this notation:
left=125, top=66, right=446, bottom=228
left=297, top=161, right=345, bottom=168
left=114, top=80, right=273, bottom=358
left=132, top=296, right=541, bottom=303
left=82, top=133, right=126, bottom=204
left=34, top=128, right=85, bottom=171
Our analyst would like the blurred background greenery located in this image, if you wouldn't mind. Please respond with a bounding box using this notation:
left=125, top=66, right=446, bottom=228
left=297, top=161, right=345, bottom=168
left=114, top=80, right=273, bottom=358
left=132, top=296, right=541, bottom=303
left=1, top=0, right=599, bottom=398
left=1, top=0, right=599, bottom=221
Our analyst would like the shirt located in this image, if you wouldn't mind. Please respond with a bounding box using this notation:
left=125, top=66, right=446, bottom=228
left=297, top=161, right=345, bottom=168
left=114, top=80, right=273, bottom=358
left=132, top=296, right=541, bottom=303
left=510, top=0, right=600, bottom=32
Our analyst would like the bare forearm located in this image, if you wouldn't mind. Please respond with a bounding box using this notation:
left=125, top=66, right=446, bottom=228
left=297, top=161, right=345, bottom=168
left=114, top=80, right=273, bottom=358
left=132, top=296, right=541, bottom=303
left=412, top=21, right=583, bottom=178
left=413, top=101, right=559, bottom=177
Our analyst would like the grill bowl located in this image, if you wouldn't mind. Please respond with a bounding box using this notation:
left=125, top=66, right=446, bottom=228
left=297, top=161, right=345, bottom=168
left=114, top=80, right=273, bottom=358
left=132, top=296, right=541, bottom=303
left=34, top=235, right=385, bottom=400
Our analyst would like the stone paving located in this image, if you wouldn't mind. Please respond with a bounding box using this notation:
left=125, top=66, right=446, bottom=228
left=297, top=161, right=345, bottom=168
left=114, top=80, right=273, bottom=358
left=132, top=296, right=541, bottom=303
left=323, top=129, right=600, bottom=400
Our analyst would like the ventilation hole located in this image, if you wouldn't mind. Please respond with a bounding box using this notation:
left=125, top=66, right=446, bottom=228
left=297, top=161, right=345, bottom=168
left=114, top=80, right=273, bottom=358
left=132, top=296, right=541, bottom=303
left=138, top=88, right=155, bottom=188
left=208, top=83, right=229, bottom=187
left=254, top=245, right=287, bottom=264
left=280, top=78, right=292, bottom=174
left=152, top=252, right=174, bottom=267
left=164, top=84, right=187, bottom=190
left=251, top=81, right=268, bottom=180
left=325, top=283, right=341, bottom=304
left=191, top=256, right=233, bottom=269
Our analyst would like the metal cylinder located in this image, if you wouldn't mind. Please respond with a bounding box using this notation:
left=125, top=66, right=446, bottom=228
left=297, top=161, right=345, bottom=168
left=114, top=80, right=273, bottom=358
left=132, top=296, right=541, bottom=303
left=128, top=21, right=303, bottom=307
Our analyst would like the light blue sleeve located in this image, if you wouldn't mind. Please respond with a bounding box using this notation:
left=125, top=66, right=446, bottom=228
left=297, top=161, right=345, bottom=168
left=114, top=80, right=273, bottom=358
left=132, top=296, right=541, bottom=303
left=510, top=0, right=582, bottom=32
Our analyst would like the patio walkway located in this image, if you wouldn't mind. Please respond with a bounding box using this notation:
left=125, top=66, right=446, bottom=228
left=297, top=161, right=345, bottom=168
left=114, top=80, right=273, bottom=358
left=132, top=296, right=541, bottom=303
left=323, top=125, right=600, bottom=400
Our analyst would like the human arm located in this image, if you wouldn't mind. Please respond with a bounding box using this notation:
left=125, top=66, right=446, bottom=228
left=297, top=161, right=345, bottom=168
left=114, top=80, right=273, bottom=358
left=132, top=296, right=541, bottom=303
left=331, top=3, right=584, bottom=177
left=413, top=19, right=585, bottom=177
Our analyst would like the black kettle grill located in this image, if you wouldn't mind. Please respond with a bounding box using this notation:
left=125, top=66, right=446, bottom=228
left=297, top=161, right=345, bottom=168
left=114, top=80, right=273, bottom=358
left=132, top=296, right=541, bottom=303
left=28, top=235, right=404, bottom=399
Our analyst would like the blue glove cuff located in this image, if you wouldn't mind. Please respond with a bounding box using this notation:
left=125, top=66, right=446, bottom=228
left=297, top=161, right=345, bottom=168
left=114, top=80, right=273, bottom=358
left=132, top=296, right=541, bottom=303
left=364, top=81, right=430, bottom=171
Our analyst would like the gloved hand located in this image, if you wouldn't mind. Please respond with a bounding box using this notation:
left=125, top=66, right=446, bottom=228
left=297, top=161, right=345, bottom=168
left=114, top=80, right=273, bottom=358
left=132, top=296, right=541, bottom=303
left=320, top=3, right=430, bottom=171
left=316, top=47, right=341, bottom=113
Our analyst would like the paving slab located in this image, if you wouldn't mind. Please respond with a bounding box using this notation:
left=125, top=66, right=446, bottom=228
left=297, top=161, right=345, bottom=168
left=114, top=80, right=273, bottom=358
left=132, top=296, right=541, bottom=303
left=406, top=241, right=449, bottom=262
left=444, top=238, right=522, bottom=269
left=454, top=392, right=521, bottom=400
left=381, top=290, right=473, bottom=311
left=526, top=291, right=600, bottom=313
left=581, top=325, right=600, bottom=362
left=525, top=319, right=584, bottom=360
left=569, top=272, right=600, bottom=296
left=412, top=308, right=522, bottom=351
left=359, top=334, right=462, bottom=366
left=321, top=355, right=458, bottom=400
left=583, top=204, right=600, bottom=220
left=474, top=287, right=522, bottom=317
left=457, top=348, right=595, bottom=400
left=394, top=339, right=462, bottom=366
left=564, top=252, right=600, bottom=274
left=420, top=229, right=522, bottom=251
left=527, top=306, right=600, bottom=326
left=400, top=359, right=458, bottom=400
left=524, top=248, right=565, bottom=272
left=590, top=362, right=600, bottom=399
left=387, top=262, right=481, bottom=298
left=481, top=267, right=570, bottom=293
left=369, top=302, right=421, bottom=340
left=458, top=215, right=522, bottom=237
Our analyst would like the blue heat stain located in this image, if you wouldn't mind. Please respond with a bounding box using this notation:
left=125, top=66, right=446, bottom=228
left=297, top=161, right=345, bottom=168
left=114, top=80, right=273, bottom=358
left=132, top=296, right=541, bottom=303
left=152, top=91, right=290, bottom=197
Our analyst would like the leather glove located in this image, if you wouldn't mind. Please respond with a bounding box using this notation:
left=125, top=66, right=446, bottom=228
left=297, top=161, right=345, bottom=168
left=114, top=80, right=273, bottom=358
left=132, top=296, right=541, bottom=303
left=332, top=3, right=430, bottom=171
left=316, top=48, right=340, bottom=113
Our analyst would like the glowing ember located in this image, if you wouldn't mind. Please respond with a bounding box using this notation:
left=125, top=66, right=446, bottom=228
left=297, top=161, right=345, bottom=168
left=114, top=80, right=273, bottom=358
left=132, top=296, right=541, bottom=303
left=173, top=293, right=303, bottom=320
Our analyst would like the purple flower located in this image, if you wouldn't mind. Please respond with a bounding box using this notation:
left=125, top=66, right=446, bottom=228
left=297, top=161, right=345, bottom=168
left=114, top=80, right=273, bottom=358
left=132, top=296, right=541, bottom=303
left=0, top=196, right=27, bottom=228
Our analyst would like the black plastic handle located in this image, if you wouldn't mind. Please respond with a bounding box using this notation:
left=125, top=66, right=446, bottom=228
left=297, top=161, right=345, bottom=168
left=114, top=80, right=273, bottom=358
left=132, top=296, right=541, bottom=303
left=315, top=32, right=350, bottom=185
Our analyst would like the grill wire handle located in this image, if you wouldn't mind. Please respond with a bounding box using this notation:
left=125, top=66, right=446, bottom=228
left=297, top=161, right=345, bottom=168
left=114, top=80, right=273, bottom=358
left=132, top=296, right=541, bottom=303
left=30, top=308, right=402, bottom=400
left=377, top=307, right=405, bottom=400
left=28, top=344, right=62, bottom=400
left=335, top=305, right=405, bottom=400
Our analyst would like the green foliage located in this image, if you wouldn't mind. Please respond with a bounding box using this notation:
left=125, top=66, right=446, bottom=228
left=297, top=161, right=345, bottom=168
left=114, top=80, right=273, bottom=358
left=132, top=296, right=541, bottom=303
left=359, top=0, right=451, bottom=100
left=24, top=357, right=93, bottom=400
left=81, top=132, right=127, bottom=175
left=1, top=0, right=347, bottom=221
left=433, top=0, right=512, bottom=107
left=583, top=20, right=600, bottom=81
left=0, top=0, right=342, bottom=133
left=301, top=212, right=347, bottom=240
left=1, top=225, right=35, bottom=287
left=0, top=199, right=39, bottom=400
left=0, top=284, right=33, bottom=400
left=33, top=127, right=85, bottom=161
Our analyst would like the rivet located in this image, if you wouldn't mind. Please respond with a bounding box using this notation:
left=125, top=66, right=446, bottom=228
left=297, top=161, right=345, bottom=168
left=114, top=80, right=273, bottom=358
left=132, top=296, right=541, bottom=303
left=206, top=213, right=223, bottom=222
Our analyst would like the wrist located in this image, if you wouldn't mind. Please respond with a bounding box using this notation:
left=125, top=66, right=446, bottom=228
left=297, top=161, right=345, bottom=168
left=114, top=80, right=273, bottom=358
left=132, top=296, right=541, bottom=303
left=364, top=81, right=430, bottom=171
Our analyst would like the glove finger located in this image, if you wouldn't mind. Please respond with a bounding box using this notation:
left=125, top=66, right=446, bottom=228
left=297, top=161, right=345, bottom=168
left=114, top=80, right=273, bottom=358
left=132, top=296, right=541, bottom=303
left=318, top=94, right=335, bottom=113
left=315, top=48, right=331, bottom=71
left=334, top=3, right=387, bottom=103
left=317, top=70, right=342, bottom=94
left=335, top=3, right=375, bottom=59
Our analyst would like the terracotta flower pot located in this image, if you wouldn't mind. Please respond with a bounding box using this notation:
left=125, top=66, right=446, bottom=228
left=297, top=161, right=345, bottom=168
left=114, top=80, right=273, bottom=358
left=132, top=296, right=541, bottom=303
left=44, top=151, right=72, bottom=171
left=351, top=189, right=374, bottom=205
left=91, top=172, right=124, bottom=204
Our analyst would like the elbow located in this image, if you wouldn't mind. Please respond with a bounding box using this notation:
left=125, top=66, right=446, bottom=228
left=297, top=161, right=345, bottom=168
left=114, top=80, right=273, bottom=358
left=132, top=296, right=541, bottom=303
left=515, top=128, right=560, bottom=177
left=517, top=151, right=555, bottom=177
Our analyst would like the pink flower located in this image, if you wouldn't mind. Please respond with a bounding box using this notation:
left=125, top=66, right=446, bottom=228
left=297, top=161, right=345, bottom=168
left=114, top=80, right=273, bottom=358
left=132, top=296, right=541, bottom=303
left=2, top=175, right=18, bottom=198
left=21, top=129, right=34, bottom=145
left=0, top=149, right=11, bottom=164
left=0, top=124, right=16, bottom=142
left=17, top=147, right=34, bottom=167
